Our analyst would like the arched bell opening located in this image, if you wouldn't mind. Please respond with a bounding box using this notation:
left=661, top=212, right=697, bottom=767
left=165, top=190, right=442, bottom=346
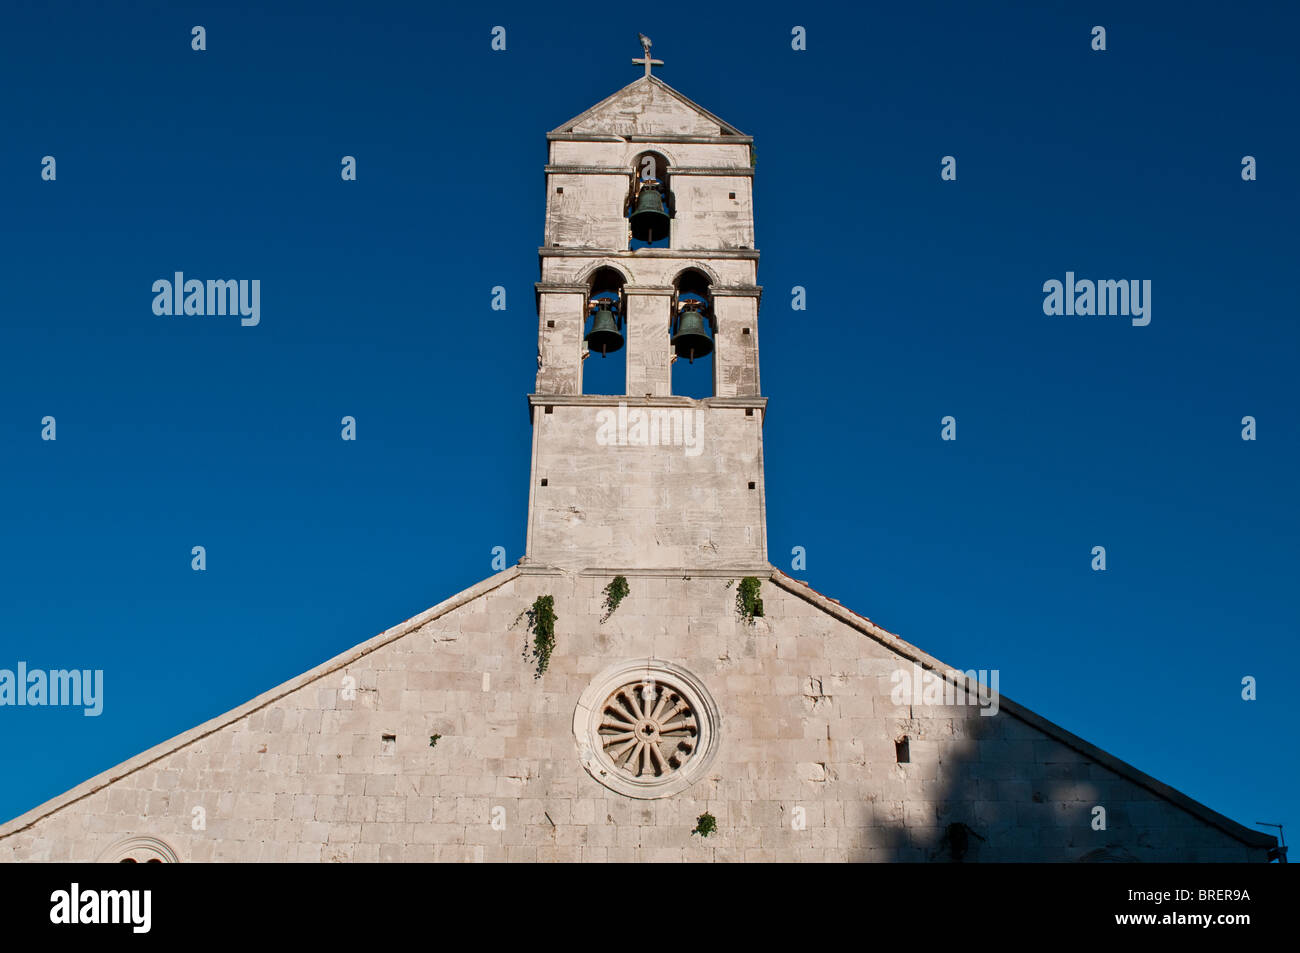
left=582, top=266, right=627, bottom=396
left=670, top=268, right=715, bottom=399
left=627, top=151, right=674, bottom=249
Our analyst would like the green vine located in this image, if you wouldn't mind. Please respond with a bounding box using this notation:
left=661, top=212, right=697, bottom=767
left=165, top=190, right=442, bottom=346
left=520, top=595, right=557, bottom=678
left=691, top=812, right=718, bottom=838
left=601, top=575, right=630, bottom=622
left=736, top=576, right=764, bottom=624
left=428, top=734, right=441, bottom=748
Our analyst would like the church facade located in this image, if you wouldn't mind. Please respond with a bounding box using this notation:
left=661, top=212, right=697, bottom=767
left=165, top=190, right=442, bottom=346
left=0, top=70, right=1274, bottom=863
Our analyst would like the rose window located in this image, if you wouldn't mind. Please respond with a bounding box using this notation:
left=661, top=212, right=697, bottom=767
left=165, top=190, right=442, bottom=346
left=574, top=659, right=720, bottom=798
left=598, top=681, right=698, bottom=778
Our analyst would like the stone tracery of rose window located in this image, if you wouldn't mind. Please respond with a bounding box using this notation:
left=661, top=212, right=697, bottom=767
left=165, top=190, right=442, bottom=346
left=598, top=681, right=698, bottom=778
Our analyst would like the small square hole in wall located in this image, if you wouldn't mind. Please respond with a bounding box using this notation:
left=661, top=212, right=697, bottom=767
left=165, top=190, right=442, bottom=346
left=540, top=478, right=548, bottom=487
left=895, top=737, right=910, bottom=763
left=546, top=320, right=554, bottom=328
left=729, top=191, right=736, bottom=199
left=745, top=408, right=754, bottom=417
left=742, top=327, right=751, bottom=335
left=381, top=734, right=397, bottom=756
left=544, top=405, right=553, bottom=414
left=748, top=481, right=756, bottom=490
left=556, top=187, right=564, bottom=194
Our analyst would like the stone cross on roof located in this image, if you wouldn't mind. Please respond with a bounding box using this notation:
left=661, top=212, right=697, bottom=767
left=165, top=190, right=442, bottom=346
left=632, top=33, right=663, bottom=78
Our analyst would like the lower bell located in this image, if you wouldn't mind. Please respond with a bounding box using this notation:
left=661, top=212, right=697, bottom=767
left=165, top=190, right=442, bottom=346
left=584, top=307, right=624, bottom=356
left=671, top=310, right=713, bottom=363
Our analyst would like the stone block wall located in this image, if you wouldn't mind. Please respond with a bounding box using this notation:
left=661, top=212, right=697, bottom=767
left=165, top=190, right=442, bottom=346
left=525, top=400, right=768, bottom=570
left=0, top=569, right=1268, bottom=862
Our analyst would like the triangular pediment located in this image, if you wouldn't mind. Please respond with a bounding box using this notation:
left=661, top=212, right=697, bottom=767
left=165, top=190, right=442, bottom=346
left=549, top=76, right=748, bottom=139
left=0, top=564, right=1276, bottom=860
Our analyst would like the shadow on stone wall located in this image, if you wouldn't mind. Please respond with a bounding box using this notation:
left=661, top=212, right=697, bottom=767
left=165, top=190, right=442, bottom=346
left=852, top=702, right=1258, bottom=863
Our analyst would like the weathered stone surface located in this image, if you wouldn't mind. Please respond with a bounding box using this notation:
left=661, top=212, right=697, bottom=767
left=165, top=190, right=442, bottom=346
left=560, top=78, right=735, bottom=139
left=526, top=401, right=766, bottom=570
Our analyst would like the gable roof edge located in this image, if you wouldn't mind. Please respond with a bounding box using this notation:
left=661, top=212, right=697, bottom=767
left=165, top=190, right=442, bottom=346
left=766, top=568, right=1276, bottom=851
left=548, top=75, right=748, bottom=139
left=0, top=566, right=523, bottom=839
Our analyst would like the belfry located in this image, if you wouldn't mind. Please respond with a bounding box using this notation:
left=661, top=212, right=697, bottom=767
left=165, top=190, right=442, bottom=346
left=527, top=41, right=766, bottom=573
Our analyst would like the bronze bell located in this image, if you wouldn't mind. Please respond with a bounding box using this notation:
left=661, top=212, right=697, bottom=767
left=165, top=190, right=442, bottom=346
left=629, top=179, right=671, bottom=242
left=584, top=300, right=624, bottom=356
left=671, top=303, right=713, bottom=363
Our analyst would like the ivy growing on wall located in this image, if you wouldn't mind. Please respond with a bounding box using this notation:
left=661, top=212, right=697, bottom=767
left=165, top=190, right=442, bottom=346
left=521, top=595, right=557, bottom=678
left=601, top=575, right=630, bottom=622
left=736, top=576, right=764, bottom=624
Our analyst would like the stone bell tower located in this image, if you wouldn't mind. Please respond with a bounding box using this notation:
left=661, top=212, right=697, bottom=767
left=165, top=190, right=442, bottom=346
left=524, top=49, right=768, bottom=573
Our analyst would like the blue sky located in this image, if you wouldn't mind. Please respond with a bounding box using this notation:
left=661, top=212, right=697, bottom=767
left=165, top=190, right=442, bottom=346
left=1, top=0, right=1295, bottom=844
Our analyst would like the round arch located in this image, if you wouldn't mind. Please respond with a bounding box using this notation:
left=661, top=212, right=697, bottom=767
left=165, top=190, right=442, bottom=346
left=97, top=835, right=180, bottom=863
left=575, top=259, right=632, bottom=287
left=668, top=261, right=723, bottom=289
left=621, top=144, right=680, bottom=171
